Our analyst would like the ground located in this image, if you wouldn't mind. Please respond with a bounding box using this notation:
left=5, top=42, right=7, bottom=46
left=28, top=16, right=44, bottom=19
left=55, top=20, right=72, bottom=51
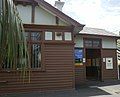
left=1, top=80, right=120, bottom=97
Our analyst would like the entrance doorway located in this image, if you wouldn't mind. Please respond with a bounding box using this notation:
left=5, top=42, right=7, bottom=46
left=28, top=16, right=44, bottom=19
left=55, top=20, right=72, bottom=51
left=85, top=49, right=101, bottom=81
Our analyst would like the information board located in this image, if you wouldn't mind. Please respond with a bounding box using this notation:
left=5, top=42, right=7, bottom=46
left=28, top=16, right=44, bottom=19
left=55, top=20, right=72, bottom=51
left=75, top=49, right=83, bottom=59
left=106, top=58, right=113, bottom=69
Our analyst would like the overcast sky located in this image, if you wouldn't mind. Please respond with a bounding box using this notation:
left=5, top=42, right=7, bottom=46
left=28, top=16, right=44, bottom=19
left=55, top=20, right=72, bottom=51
left=45, top=0, right=120, bottom=34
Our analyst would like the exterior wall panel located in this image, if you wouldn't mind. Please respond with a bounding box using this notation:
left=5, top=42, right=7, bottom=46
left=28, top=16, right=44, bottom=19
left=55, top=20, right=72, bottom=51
left=35, top=6, right=56, bottom=25
left=75, top=36, right=83, bottom=48
left=75, top=67, right=86, bottom=85
left=35, top=6, right=68, bottom=26
left=102, top=37, right=117, bottom=49
left=101, top=49, right=118, bottom=80
left=17, top=5, right=32, bottom=24
left=0, top=43, right=75, bottom=94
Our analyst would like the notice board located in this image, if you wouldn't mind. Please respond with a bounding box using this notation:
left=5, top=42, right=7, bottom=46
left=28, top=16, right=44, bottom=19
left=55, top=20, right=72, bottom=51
left=106, top=58, right=113, bottom=69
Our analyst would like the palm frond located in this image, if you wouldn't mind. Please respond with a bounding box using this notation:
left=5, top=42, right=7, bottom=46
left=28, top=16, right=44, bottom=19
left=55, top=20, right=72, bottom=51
left=0, top=0, right=30, bottom=82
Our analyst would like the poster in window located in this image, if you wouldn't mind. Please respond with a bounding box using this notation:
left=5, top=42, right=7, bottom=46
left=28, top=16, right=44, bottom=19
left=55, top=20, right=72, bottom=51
left=106, top=58, right=113, bottom=69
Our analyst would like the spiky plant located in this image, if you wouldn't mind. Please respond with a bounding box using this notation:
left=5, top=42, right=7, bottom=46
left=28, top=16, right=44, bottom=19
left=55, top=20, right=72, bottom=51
left=0, top=0, right=30, bottom=82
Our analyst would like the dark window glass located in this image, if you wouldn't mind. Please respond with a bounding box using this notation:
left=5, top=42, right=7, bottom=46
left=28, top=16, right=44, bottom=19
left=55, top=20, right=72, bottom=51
left=93, top=40, right=100, bottom=47
left=31, top=44, right=41, bottom=68
left=31, top=32, right=41, bottom=41
left=2, top=31, right=42, bottom=70
left=30, top=32, right=42, bottom=68
left=84, top=40, right=92, bottom=47
left=84, top=39, right=101, bottom=48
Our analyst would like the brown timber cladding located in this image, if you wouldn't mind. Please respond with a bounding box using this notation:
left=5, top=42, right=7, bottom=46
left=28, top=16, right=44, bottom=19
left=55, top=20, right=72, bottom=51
left=75, top=66, right=86, bottom=85
left=101, top=49, right=118, bottom=80
left=0, top=43, right=75, bottom=94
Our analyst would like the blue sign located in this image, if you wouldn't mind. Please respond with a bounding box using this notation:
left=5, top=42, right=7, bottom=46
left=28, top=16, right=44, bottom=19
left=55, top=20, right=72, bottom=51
left=75, top=49, right=83, bottom=59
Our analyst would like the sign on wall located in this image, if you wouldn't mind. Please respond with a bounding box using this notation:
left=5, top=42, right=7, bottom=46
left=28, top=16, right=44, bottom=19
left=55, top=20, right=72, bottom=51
left=75, top=49, right=83, bottom=59
left=106, top=58, right=113, bottom=69
left=74, top=49, right=83, bottom=66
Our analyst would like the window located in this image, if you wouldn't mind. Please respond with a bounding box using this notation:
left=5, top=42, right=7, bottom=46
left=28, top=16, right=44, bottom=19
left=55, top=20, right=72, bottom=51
left=31, top=44, right=41, bottom=68
left=64, top=32, right=72, bottom=41
left=93, top=40, right=100, bottom=47
left=45, top=31, right=52, bottom=40
left=2, top=32, right=42, bottom=70
left=31, top=32, right=41, bottom=41
left=45, top=31, right=72, bottom=41
left=29, top=32, right=42, bottom=68
left=84, top=40, right=92, bottom=47
left=55, top=32, right=62, bottom=40
left=84, top=39, right=101, bottom=48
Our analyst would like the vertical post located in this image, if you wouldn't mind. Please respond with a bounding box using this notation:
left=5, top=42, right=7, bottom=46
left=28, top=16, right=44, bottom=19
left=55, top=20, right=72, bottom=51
left=117, top=32, right=120, bottom=80
left=117, top=57, right=119, bottom=80
left=31, top=4, right=35, bottom=23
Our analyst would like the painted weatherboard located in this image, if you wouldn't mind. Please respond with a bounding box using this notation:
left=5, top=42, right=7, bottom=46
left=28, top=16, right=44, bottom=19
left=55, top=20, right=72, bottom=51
left=17, top=5, right=32, bottom=24
left=101, top=49, right=118, bottom=80
left=0, top=44, right=75, bottom=94
left=102, top=37, right=117, bottom=49
left=75, top=36, right=83, bottom=48
left=35, top=6, right=68, bottom=26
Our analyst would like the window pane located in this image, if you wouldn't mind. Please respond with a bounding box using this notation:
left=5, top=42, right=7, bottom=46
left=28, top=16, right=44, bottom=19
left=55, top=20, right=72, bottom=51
left=31, top=32, right=41, bottom=41
left=45, top=32, right=52, bottom=40
left=93, top=40, right=100, bottom=47
left=25, top=32, right=29, bottom=41
left=31, top=44, right=41, bottom=68
left=55, top=32, right=62, bottom=40
left=65, top=32, right=72, bottom=41
left=84, top=40, right=92, bottom=47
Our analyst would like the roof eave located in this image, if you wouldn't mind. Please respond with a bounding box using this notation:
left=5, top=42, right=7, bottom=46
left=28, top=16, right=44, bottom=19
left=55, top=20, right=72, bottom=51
left=34, top=0, right=85, bottom=33
left=77, top=33, right=120, bottom=38
left=74, top=25, right=85, bottom=34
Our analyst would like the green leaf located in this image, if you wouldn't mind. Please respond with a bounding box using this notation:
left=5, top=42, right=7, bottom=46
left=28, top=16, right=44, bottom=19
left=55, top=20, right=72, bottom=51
left=0, top=0, right=30, bottom=82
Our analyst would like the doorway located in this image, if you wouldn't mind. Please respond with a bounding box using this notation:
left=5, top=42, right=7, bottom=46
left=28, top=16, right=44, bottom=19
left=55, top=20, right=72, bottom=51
left=85, top=49, right=101, bottom=81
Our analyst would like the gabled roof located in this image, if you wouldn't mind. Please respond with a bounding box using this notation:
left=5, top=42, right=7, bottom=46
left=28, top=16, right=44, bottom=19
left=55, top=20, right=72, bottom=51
left=78, top=27, right=120, bottom=38
left=14, top=0, right=85, bottom=33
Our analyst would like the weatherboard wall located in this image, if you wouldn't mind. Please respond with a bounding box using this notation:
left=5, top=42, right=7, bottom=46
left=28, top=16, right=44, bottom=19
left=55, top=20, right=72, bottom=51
left=0, top=1, right=76, bottom=93
left=101, top=49, right=118, bottom=80
left=0, top=42, right=75, bottom=94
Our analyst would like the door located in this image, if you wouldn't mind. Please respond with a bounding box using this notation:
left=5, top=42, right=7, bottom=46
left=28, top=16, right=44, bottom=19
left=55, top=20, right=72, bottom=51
left=85, top=49, right=101, bottom=81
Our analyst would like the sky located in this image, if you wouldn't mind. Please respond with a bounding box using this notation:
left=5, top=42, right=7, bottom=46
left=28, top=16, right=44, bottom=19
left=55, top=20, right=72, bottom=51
left=45, top=0, right=120, bottom=34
